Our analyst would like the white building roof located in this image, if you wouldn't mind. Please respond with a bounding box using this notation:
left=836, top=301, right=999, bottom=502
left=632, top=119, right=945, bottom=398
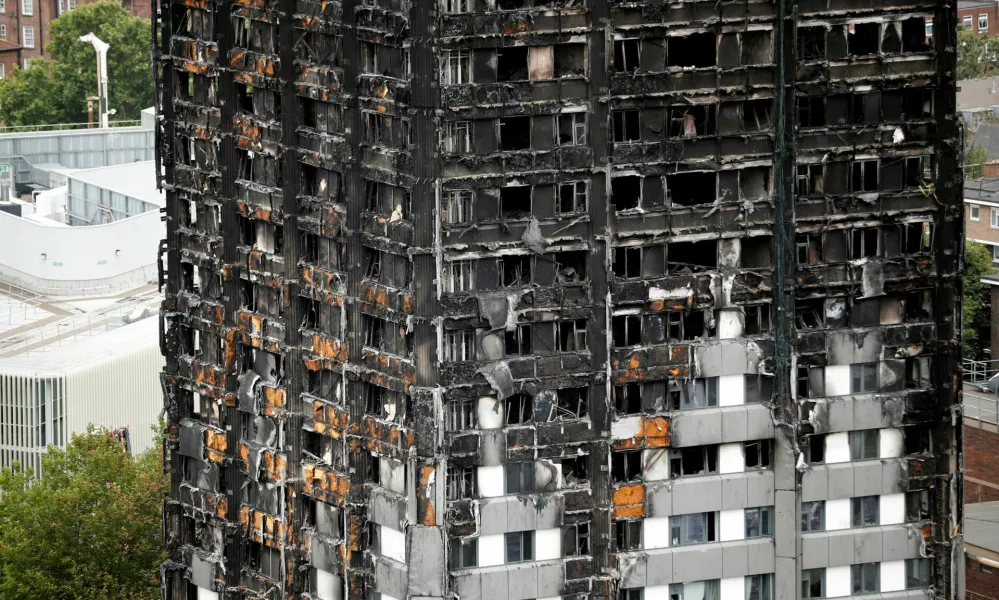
left=68, top=160, right=164, bottom=208
left=0, top=283, right=162, bottom=375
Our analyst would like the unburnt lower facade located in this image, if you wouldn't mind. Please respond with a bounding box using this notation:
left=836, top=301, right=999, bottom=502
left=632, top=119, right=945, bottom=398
left=155, top=0, right=963, bottom=599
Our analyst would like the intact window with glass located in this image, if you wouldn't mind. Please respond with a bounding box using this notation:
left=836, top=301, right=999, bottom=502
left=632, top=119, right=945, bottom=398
left=993, top=245, right=999, bottom=263
left=745, top=506, right=773, bottom=538
left=991, top=208, right=999, bottom=228
left=745, top=574, right=772, bottom=600
left=670, top=512, right=716, bottom=546
left=852, top=562, right=880, bottom=594
left=906, top=558, right=931, bottom=589
left=981, top=14, right=989, bottom=30
left=849, top=429, right=880, bottom=460
left=669, top=580, right=720, bottom=600
left=505, top=531, right=534, bottom=563
left=971, top=204, right=980, bottom=221
left=964, top=15, right=973, bottom=29
left=850, top=362, right=879, bottom=393
left=801, top=500, right=825, bottom=532
left=449, top=537, right=477, bottom=568
left=675, top=377, right=719, bottom=410
left=801, top=569, right=824, bottom=599
left=22, top=26, right=34, bottom=48
left=851, top=495, right=879, bottom=527
left=618, top=589, right=643, bottom=600
left=21, top=0, right=31, bottom=15
left=505, top=462, right=535, bottom=494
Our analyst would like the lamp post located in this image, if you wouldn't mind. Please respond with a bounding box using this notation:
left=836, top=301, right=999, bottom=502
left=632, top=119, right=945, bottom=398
left=78, top=33, right=109, bottom=129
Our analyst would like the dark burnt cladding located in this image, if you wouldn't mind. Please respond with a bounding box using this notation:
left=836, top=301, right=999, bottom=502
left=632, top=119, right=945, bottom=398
left=155, top=0, right=963, bottom=598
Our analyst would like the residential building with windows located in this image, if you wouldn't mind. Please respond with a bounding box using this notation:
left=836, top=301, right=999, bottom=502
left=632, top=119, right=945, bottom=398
left=958, top=0, right=999, bottom=36
left=155, top=1, right=963, bottom=600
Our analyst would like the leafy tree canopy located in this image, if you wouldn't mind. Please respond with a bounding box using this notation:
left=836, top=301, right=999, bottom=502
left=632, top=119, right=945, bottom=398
left=964, top=241, right=996, bottom=360
left=958, top=25, right=999, bottom=80
left=0, top=1, right=152, bottom=126
left=0, top=427, right=167, bottom=600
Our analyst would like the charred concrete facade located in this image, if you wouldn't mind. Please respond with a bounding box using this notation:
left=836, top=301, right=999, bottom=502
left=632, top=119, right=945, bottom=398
left=155, top=1, right=963, bottom=599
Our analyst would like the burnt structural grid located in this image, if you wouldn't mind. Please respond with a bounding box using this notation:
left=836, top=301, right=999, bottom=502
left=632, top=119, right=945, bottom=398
left=154, top=0, right=963, bottom=599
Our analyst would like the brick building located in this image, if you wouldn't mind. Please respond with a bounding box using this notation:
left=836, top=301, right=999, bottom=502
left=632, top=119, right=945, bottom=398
left=0, top=0, right=149, bottom=70
left=965, top=501, right=999, bottom=600
left=958, top=0, right=999, bottom=35
left=156, top=1, right=964, bottom=600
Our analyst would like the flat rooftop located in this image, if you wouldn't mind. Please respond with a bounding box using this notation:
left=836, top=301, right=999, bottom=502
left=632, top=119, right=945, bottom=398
left=0, top=281, right=162, bottom=374
left=964, top=177, right=999, bottom=202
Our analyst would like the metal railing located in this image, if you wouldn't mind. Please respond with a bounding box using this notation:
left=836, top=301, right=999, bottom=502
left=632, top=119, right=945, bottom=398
left=0, top=120, right=143, bottom=134
left=962, top=358, right=999, bottom=424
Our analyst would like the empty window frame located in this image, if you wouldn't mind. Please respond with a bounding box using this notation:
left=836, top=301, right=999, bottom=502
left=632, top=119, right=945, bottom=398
left=852, top=495, right=879, bottom=527
left=499, top=116, right=531, bottom=150
left=669, top=105, right=715, bottom=137
left=444, top=330, right=476, bottom=362
left=851, top=159, right=879, bottom=192
left=450, top=537, right=477, bottom=568
left=555, top=388, right=588, bottom=420
left=849, top=22, right=881, bottom=56
left=613, top=110, right=641, bottom=142
left=612, top=314, right=641, bottom=347
left=801, top=569, right=825, bottom=599
left=745, top=506, right=773, bottom=538
left=496, top=46, right=528, bottom=81
left=798, top=96, right=825, bottom=127
left=505, top=324, right=532, bottom=356
left=798, top=26, right=825, bottom=60
left=444, top=189, right=473, bottom=224
left=614, top=519, right=642, bottom=551
left=612, top=247, right=642, bottom=278
left=745, top=374, right=773, bottom=404
left=556, top=319, right=588, bottom=352
left=446, top=465, right=476, bottom=500
left=613, top=383, right=641, bottom=415
left=443, top=260, right=474, bottom=293
left=443, top=49, right=471, bottom=84
left=504, top=394, right=533, bottom=425
left=500, top=255, right=532, bottom=287
left=505, top=462, right=535, bottom=494
left=666, top=32, right=717, bottom=68
left=906, top=490, right=931, bottom=522
left=741, top=99, right=773, bottom=132
left=669, top=445, right=718, bottom=478
left=443, top=121, right=471, bottom=153
left=849, top=429, right=879, bottom=460
left=619, top=590, right=643, bottom=600
left=500, top=186, right=532, bottom=219
left=801, top=500, right=825, bottom=532
left=744, top=305, right=772, bottom=336
left=664, top=311, right=706, bottom=342
left=848, top=228, right=879, bottom=259
left=611, top=175, right=642, bottom=211
left=446, top=398, right=475, bottom=431
left=805, top=434, right=825, bottom=464
left=557, top=112, right=587, bottom=146
left=614, top=39, right=640, bottom=72
left=850, top=363, right=879, bottom=393
left=971, top=204, right=980, bottom=221
left=557, top=181, right=588, bottom=214
left=852, top=562, right=880, bottom=594
left=796, top=164, right=824, bottom=196
left=669, top=512, right=716, bottom=546
left=562, top=522, right=590, bottom=556
left=744, top=439, right=772, bottom=469
left=611, top=450, right=642, bottom=482
left=441, top=0, right=468, bottom=13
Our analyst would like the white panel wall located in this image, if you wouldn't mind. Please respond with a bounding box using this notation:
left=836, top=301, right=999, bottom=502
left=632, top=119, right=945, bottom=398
left=879, top=428, right=904, bottom=458
left=478, top=533, right=504, bottom=567
left=644, top=516, right=670, bottom=549
left=881, top=493, right=905, bottom=525
left=718, top=375, right=745, bottom=406
left=477, top=397, right=503, bottom=429
left=612, top=415, right=642, bottom=441
left=315, top=569, right=342, bottom=600
left=825, top=432, right=850, bottom=464
left=826, top=499, right=851, bottom=531
left=881, top=560, right=906, bottom=592
left=644, top=449, right=670, bottom=481
left=535, top=528, right=561, bottom=560
left=717, top=310, right=743, bottom=340
left=381, top=525, right=406, bottom=563
left=197, top=587, right=220, bottom=600
left=720, top=577, right=744, bottom=600
left=645, top=585, right=671, bottom=600
left=826, top=565, right=852, bottom=597
left=65, top=320, right=165, bottom=454
left=719, top=443, right=744, bottom=473
left=478, top=465, right=504, bottom=498
left=825, top=365, right=851, bottom=396
left=720, top=509, right=744, bottom=541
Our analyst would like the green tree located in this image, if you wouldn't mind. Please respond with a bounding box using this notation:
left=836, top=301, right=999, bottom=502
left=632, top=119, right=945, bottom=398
left=965, top=241, right=996, bottom=359
left=967, top=136, right=988, bottom=179
left=0, top=1, right=152, bottom=126
left=958, top=25, right=999, bottom=80
left=0, top=427, right=167, bottom=600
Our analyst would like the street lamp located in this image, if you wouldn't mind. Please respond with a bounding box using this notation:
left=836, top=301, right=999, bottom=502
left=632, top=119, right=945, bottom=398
left=78, top=33, right=109, bottom=129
